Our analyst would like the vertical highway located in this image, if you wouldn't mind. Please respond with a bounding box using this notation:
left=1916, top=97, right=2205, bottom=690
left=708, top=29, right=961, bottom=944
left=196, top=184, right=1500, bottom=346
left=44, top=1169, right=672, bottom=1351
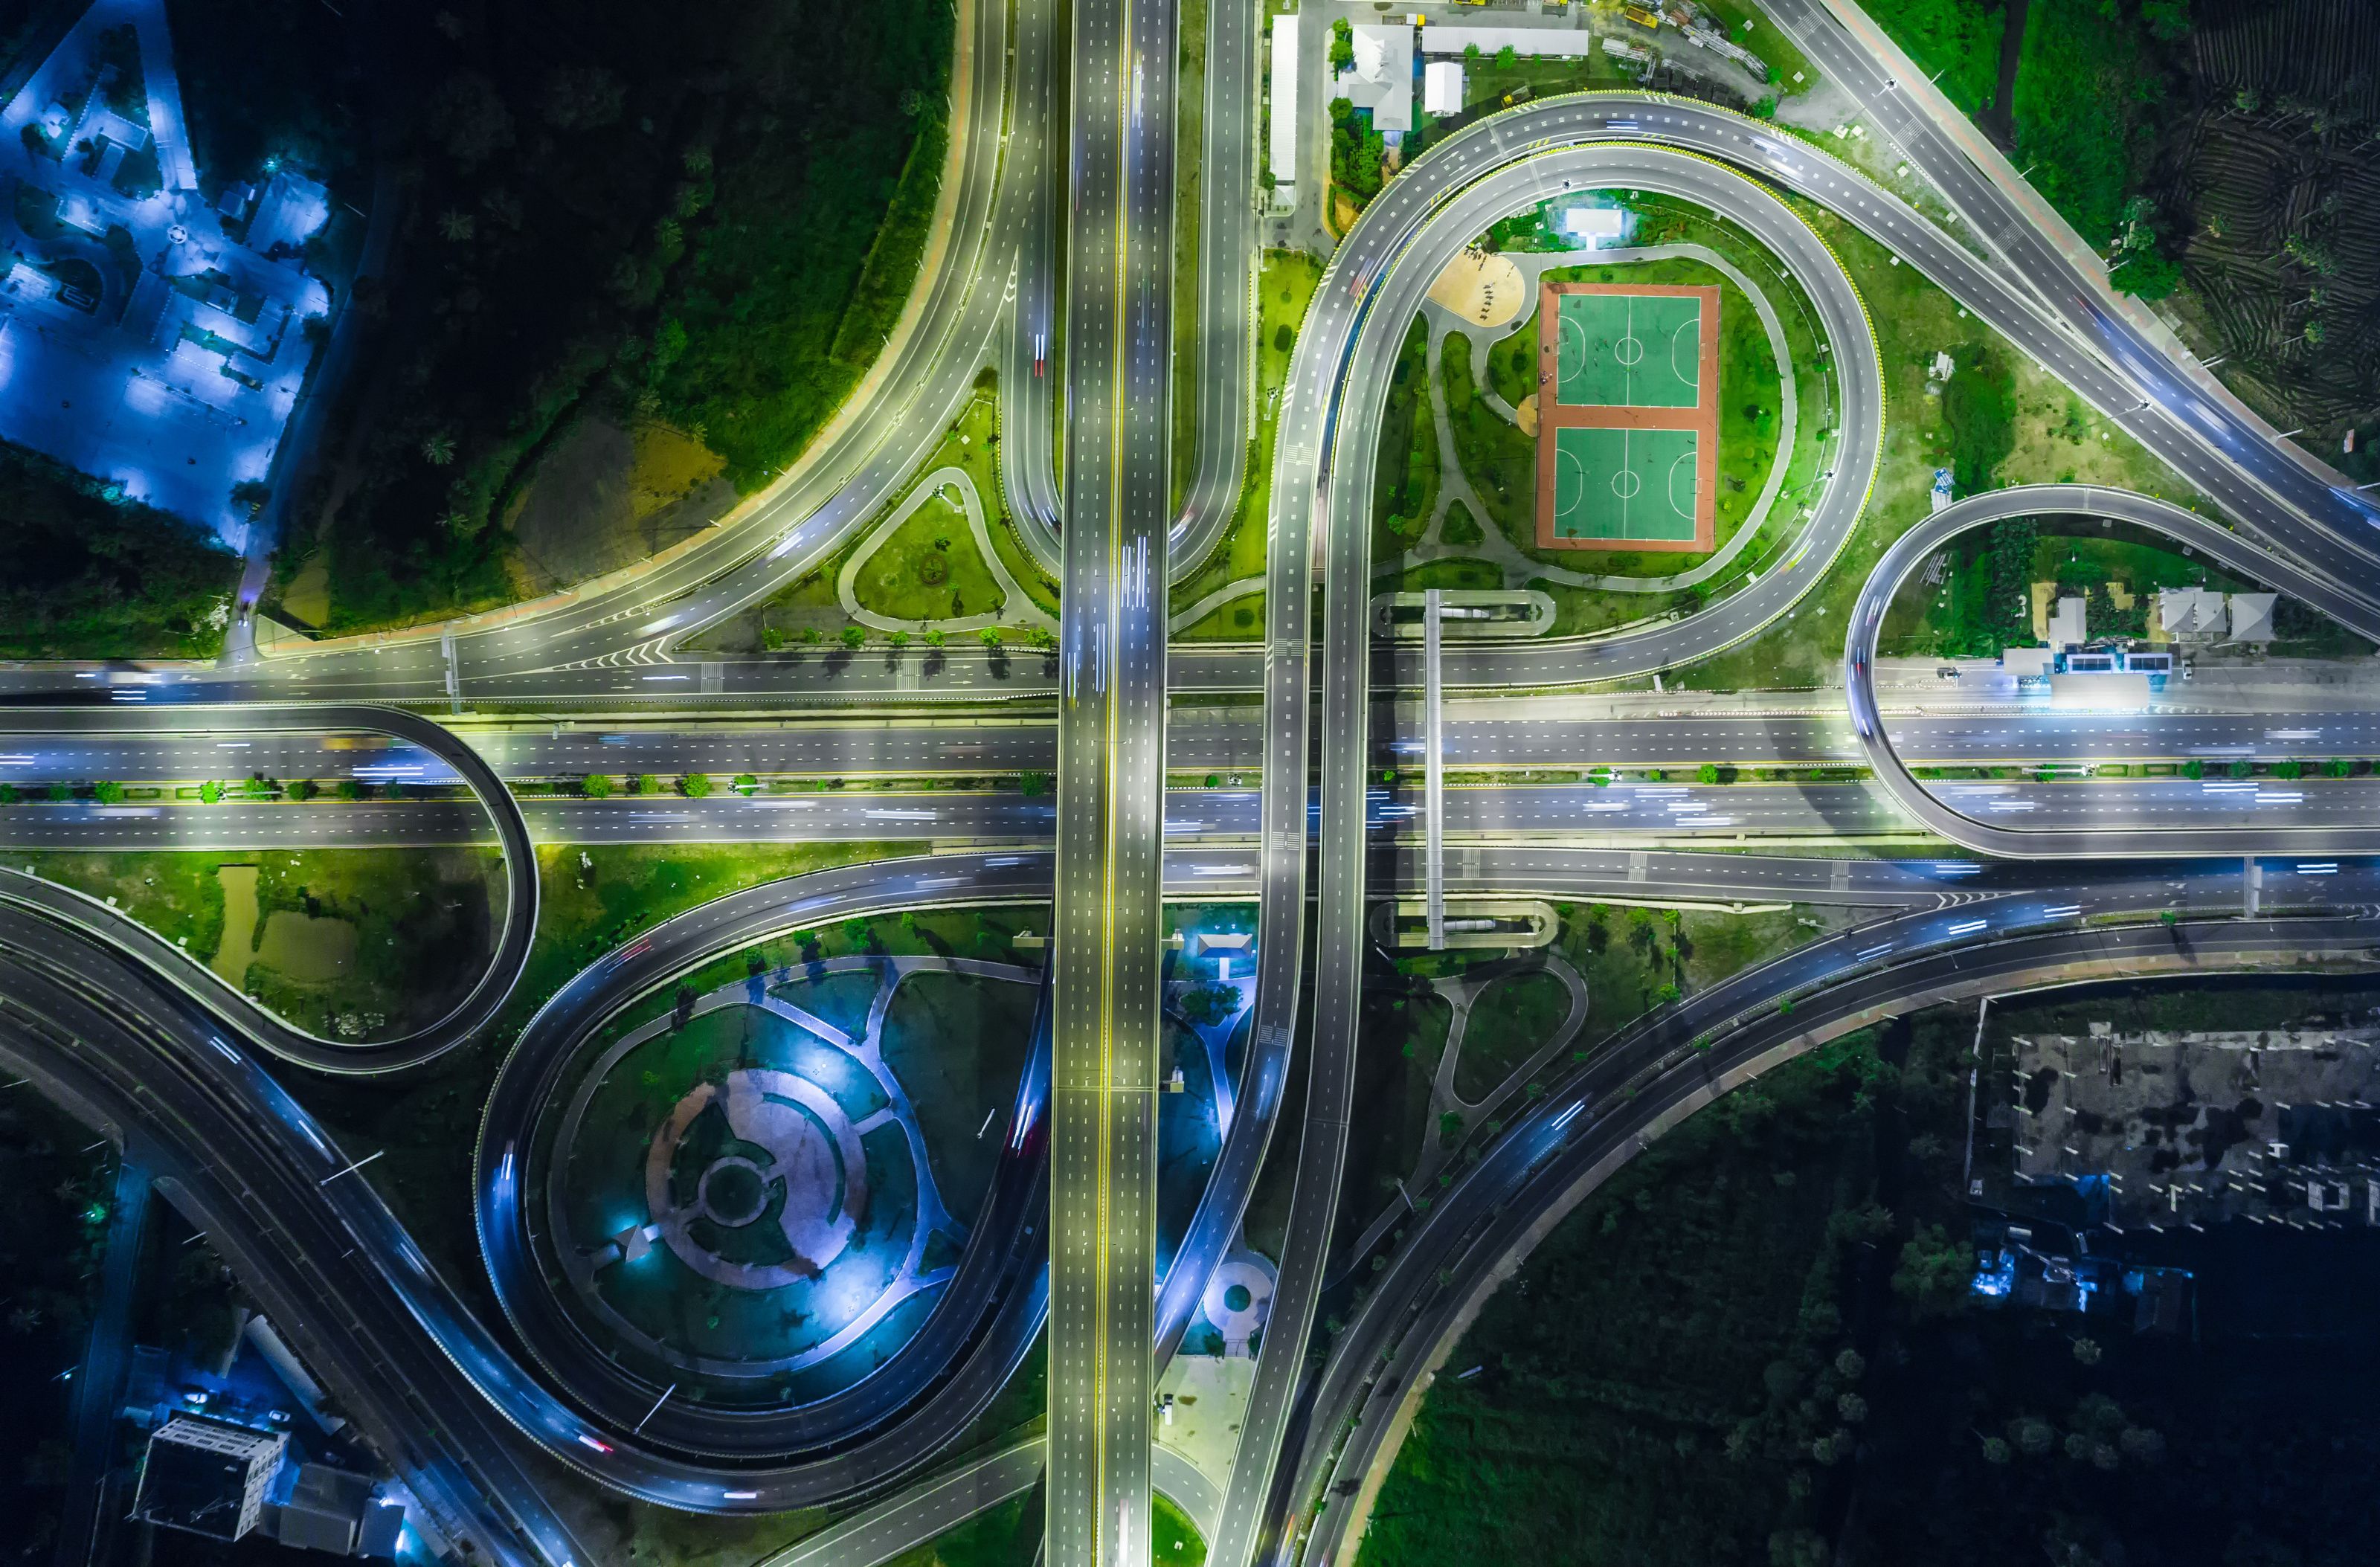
left=1048, top=0, right=1174, bottom=1559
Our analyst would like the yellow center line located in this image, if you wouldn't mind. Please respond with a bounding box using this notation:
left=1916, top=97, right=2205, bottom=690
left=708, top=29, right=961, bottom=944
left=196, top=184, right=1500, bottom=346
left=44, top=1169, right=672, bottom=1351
left=1088, top=9, right=1136, bottom=1562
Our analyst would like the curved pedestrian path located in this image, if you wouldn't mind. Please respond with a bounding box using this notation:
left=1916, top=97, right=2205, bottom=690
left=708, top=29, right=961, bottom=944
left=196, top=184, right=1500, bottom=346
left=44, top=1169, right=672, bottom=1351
left=837, top=466, right=1057, bottom=635
left=1394, top=240, right=1807, bottom=597
left=533, top=954, right=1041, bottom=1403
left=1330, top=953, right=1589, bottom=1287
left=1166, top=575, right=1267, bottom=637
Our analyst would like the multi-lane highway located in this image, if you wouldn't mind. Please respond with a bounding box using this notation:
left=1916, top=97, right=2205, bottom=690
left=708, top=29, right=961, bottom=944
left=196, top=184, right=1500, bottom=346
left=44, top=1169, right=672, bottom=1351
left=16, top=1, right=2380, bottom=1563
left=26, top=701, right=2380, bottom=786
left=1766, top=0, right=2380, bottom=550
left=1849, top=486, right=2380, bottom=856
left=1046, top=0, right=1177, bottom=1557
left=14, top=776, right=2380, bottom=857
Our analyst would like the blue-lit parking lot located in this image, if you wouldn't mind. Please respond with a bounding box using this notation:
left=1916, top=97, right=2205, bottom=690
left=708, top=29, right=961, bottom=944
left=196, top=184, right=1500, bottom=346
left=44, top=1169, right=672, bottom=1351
left=0, top=0, right=331, bottom=544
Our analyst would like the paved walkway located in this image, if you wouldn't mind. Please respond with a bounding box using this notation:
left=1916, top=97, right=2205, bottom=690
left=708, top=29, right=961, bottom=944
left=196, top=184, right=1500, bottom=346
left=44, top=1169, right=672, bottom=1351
left=1168, top=575, right=1267, bottom=637
left=1334, top=951, right=1590, bottom=1278
left=838, top=466, right=1058, bottom=635
left=547, top=953, right=1039, bottom=1383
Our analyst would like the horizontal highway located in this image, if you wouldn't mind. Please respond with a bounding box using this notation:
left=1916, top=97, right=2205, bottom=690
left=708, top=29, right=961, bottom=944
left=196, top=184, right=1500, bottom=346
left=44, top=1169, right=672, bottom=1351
left=7, top=707, right=2380, bottom=784
left=4, top=779, right=2375, bottom=851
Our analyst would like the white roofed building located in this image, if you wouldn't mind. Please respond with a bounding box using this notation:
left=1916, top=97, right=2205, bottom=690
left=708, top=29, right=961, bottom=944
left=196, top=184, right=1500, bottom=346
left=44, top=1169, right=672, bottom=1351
left=132, top=1418, right=286, bottom=1542
left=2156, top=586, right=2226, bottom=642
left=1268, top=12, right=1299, bottom=198
left=1336, top=23, right=1414, bottom=138
left=2001, top=646, right=2053, bottom=678
left=1560, top=206, right=1626, bottom=241
left=2047, top=596, right=2088, bottom=649
left=1422, top=59, right=1464, bottom=118
left=1421, top=27, right=1599, bottom=59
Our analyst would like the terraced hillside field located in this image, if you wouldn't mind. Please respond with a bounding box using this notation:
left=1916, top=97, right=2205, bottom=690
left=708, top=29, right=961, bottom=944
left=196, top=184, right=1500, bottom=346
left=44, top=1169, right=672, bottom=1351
left=2146, top=0, right=2380, bottom=463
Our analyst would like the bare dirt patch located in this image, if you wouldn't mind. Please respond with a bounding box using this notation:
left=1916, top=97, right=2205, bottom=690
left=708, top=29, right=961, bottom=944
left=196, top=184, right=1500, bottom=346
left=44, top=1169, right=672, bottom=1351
left=505, top=415, right=739, bottom=594
left=1428, top=248, right=1526, bottom=329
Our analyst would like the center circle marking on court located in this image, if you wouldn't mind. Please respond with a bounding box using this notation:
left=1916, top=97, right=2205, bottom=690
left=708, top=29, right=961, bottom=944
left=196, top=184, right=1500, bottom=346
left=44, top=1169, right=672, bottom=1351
left=1614, top=334, right=1645, bottom=367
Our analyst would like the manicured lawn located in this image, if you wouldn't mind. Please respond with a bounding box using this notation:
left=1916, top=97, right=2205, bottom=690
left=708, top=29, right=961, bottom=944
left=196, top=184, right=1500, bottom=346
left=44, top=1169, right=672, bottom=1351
left=1371, top=314, right=1441, bottom=563
left=1337, top=988, right=1453, bottom=1254
left=1389, top=559, right=1502, bottom=594
left=881, top=968, right=1042, bottom=1223
left=591, top=899, right=1049, bottom=1049
left=1436, top=329, right=1531, bottom=546
left=1154, top=1494, right=1208, bottom=1567
left=274, top=840, right=921, bottom=1309
left=852, top=488, right=1008, bottom=622
left=1170, top=251, right=1323, bottom=626
left=1176, top=591, right=1264, bottom=641
left=960, top=376, right=1064, bottom=619
left=695, top=373, right=1058, bottom=651
left=238, top=847, right=505, bottom=1038
left=1452, top=969, right=1571, bottom=1104
left=20, top=847, right=504, bottom=1039
left=1441, top=498, right=1482, bottom=546
left=17, top=851, right=228, bottom=959
left=1171, top=0, right=1208, bottom=514
left=1667, top=192, right=2203, bottom=690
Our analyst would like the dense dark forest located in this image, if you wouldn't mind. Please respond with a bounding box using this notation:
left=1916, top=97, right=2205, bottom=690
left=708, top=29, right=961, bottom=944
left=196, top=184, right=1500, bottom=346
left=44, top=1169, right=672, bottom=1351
left=1366, top=982, right=2380, bottom=1567
left=166, top=0, right=953, bottom=628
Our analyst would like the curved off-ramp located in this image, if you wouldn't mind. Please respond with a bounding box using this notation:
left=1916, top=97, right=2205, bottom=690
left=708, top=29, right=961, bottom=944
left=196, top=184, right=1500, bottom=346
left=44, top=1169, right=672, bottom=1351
left=1293, top=908, right=2380, bottom=1567
left=0, top=701, right=536, bottom=1074
left=1847, top=484, right=2380, bottom=857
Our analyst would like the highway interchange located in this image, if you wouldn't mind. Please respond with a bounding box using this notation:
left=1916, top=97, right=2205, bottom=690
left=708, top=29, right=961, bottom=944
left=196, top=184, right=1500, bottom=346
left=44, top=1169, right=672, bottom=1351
left=9, top=0, right=2380, bottom=1565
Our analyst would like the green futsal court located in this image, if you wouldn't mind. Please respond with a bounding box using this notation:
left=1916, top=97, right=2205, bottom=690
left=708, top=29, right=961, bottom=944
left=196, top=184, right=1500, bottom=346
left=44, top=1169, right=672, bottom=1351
left=1555, top=291, right=1704, bottom=408
left=1550, top=426, right=1702, bottom=542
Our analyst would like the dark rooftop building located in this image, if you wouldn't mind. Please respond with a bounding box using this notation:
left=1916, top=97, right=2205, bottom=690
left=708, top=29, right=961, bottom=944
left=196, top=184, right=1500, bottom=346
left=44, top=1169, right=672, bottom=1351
left=130, top=1415, right=286, bottom=1542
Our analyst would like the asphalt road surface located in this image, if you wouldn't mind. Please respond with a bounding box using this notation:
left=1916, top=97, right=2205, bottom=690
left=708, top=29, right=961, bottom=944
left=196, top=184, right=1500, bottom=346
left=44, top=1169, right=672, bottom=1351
left=16, top=704, right=2380, bottom=786
left=15, top=3, right=2380, bottom=1560
left=1850, top=487, right=2380, bottom=856
left=1046, top=0, right=1177, bottom=1556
